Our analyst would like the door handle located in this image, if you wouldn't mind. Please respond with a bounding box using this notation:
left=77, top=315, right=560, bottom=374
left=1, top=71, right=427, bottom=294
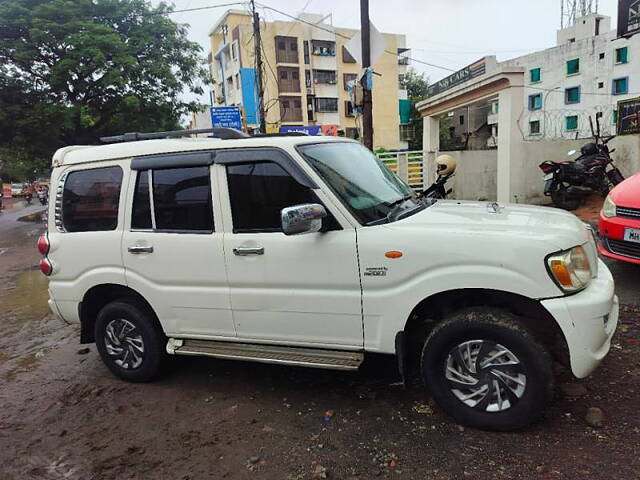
left=233, top=246, right=264, bottom=256
left=128, top=245, right=154, bottom=254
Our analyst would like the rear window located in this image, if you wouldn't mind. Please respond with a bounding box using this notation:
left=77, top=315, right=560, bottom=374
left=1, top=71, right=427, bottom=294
left=62, top=166, right=123, bottom=232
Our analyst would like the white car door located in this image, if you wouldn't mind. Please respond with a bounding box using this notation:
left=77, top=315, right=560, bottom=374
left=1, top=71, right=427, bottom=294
left=122, top=151, right=235, bottom=338
left=217, top=148, right=363, bottom=348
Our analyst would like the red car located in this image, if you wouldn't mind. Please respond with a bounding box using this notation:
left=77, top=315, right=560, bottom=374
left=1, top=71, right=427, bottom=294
left=598, top=172, right=640, bottom=264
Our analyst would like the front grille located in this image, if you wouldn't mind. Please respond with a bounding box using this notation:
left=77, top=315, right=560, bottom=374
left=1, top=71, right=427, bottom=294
left=606, top=238, right=640, bottom=260
left=617, top=206, right=640, bottom=220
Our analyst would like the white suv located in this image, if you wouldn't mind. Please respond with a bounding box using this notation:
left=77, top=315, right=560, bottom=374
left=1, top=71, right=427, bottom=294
left=41, top=132, right=618, bottom=430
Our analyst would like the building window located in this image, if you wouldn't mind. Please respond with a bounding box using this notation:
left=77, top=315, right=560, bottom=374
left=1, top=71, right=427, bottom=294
left=235, top=73, right=240, bottom=90
left=303, top=41, right=310, bottom=64
left=315, top=97, right=338, bottom=113
left=345, top=127, right=359, bottom=139
left=311, top=40, right=336, bottom=56
left=613, top=77, right=629, bottom=95
left=275, top=36, right=299, bottom=63
left=342, top=45, right=356, bottom=63
left=459, top=115, right=464, bottom=125
left=529, top=120, right=541, bottom=135
left=528, top=93, right=542, bottom=110
left=398, top=74, right=406, bottom=88
left=491, top=102, right=499, bottom=114
left=565, top=115, right=578, bottom=131
left=399, top=124, right=414, bottom=141
left=566, top=58, right=580, bottom=75
left=598, top=81, right=604, bottom=89
left=530, top=68, right=541, bottom=83
left=565, top=86, right=581, bottom=104
left=277, top=67, right=301, bottom=92
left=599, top=52, right=605, bottom=60
left=613, top=110, right=618, bottom=125
left=280, top=96, right=303, bottom=122
left=313, top=69, right=337, bottom=84
left=615, top=46, right=628, bottom=64
left=344, top=100, right=354, bottom=117
left=344, top=73, right=358, bottom=90
left=231, top=41, right=238, bottom=61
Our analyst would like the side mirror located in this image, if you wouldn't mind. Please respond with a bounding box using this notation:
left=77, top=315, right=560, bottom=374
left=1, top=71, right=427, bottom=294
left=568, top=149, right=577, bottom=156
left=281, top=203, right=327, bottom=236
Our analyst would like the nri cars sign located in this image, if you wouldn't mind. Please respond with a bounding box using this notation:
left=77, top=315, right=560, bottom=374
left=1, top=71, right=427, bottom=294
left=427, top=58, right=487, bottom=97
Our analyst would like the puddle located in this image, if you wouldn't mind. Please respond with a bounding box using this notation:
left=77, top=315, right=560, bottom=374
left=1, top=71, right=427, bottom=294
left=17, top=211, right=45, bottom=223
left=0, top=270, right=50, bottom=330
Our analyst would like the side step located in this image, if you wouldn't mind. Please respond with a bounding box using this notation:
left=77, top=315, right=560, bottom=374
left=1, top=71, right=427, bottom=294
left=167, top=338, right=364, bottom=371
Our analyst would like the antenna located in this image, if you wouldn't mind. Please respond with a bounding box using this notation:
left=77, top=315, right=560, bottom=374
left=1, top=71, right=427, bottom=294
left=561, top=0, right=598, bottom=28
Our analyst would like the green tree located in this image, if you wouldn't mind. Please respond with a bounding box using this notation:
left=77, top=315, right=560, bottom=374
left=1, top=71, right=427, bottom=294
left=0, top=0, right=209, bottom=179
left=402, top=68, right=429, bottom=151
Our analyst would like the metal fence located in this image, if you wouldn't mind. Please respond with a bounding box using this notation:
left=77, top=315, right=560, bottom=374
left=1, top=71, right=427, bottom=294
left=376, top=150, right=426, bottom=191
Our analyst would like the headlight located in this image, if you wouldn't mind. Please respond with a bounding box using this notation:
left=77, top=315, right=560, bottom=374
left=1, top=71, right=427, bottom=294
left=602, top=195, right=616, bottom=218
left=546, top=246, right=592, bottom=293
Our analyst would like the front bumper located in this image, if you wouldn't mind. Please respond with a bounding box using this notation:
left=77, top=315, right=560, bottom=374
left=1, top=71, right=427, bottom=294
left=541, top=259, right=618, bottom=378
left=598, top=212, right=640, bottom=264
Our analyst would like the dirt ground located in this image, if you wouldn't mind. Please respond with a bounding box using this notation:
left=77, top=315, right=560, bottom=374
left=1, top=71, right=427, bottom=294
left=1, top=199, right=639, bottom=480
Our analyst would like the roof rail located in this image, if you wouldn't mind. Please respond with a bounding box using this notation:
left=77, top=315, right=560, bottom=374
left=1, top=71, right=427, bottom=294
left=99, top=127, right=248, bottom=143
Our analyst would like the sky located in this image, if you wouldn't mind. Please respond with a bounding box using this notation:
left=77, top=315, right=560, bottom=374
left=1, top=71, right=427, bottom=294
left=156, top=0, right=620, bottom=100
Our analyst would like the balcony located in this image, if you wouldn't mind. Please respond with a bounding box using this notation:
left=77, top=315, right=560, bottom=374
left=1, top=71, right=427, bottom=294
left=313, top=69, right=337, bottom=85
left=311, top=40, right=336, bottom=57
left=398, top=47, right=410, bottom=65
left=277, top=67, right=301, bottom=93
left=280, top=96, right=303, bottom=122
left=275, top=36, right=299, bottom=64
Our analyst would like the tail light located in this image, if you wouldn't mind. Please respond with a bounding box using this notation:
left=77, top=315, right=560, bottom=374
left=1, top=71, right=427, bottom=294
left=539, top=164, right=556, bottom=174
left=40, top=258, right=53, bottom=276
left=37, top=233, right=50, bottom=255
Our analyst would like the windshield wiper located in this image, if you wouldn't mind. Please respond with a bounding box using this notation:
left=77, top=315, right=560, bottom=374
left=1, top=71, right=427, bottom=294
left=384, top=195, right=415, bottom=223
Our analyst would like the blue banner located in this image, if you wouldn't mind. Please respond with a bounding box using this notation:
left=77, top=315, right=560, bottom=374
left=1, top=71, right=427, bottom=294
left=280, top=125, right=322, bottom=135
left=211, top=106, right=242, bottom=129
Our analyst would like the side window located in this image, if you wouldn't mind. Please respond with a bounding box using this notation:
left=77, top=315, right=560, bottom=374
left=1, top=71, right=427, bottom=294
left=62, top=166, right=123, bottom=232
left=131, top=166, right=213, bottom=233
left=226, top=161, right=338, bottom=233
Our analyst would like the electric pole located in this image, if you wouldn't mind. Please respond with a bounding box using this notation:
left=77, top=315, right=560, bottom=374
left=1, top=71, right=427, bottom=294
left=360, top=0, right=373, bottom=150
left=251, top=0, right=266, bottom=134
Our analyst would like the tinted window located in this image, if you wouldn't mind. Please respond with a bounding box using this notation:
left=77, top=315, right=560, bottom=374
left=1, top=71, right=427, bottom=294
left=227, top=162, right=316, bottom=233
left=152, top=167, right=213, bottom=232
left=62, top=166, right=122, bottom=232
left=132, top=170, right=152, bottom=229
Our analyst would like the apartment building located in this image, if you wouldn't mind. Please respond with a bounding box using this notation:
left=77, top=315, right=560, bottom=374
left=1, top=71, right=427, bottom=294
left=208, top=10, right=411, bottom=150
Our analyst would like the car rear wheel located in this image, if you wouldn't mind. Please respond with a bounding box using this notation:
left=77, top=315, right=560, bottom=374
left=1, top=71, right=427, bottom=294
left=421, top=308, right=553, bottom=431
left=95, top=299, right=167, bottom=382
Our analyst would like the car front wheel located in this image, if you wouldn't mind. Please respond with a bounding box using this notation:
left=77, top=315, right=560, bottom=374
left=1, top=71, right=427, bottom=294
left=421, top=308, right=553, bottom=431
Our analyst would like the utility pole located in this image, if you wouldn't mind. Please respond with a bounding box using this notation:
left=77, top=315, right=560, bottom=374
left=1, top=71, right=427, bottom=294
left=360, top=0, right=373, bottom=150
left=251, top=0, right=266, bottom=134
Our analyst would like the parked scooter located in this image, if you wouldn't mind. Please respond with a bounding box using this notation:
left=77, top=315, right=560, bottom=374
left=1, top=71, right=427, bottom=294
left=422, top=154, right=456, bottom=200
left=539, top=115, right=625, bottom=210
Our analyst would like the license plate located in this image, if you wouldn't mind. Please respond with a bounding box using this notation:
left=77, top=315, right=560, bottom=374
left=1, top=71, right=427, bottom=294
left=624, top=228, right=640, bottom=244
left=544, top=173, right=554, bottom=180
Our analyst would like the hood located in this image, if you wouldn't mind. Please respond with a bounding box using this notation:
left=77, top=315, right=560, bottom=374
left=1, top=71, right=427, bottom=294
left=393, top=200, right=590, bottom=251
left=610, top=172, right=640, bottom=209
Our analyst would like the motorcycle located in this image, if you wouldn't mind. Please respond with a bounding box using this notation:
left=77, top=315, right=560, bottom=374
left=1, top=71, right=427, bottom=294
left=38, top=190, right=48, bottom=205
left=539, top=115, right=625, bottom=210
left=25, top=192, right=33, bottom=205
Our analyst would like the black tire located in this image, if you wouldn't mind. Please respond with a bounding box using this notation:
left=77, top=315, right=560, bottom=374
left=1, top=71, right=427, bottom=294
left=94, top=298, right=167, bottom=382
left=421, top=308, right=553, bottom=431
left=551, top=183, right=582, bottom=210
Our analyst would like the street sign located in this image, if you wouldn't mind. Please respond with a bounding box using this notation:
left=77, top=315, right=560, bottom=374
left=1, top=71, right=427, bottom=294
left=210, top=106, right=243, bottom=130
left=344, top=21, right=386, bottom=66
left=617, top=0, right=640, bottom=38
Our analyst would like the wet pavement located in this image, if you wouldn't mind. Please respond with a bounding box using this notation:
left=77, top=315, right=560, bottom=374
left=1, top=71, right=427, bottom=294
left=0, top=199, right=639, bottom=479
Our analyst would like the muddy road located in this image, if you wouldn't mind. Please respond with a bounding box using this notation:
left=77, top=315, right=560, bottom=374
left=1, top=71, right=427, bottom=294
left=1, top=198, right=639, bottom=480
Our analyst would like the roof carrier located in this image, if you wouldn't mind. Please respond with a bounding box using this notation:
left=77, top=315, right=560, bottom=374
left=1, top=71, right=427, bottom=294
left=99, top=127, right=248, bottom=143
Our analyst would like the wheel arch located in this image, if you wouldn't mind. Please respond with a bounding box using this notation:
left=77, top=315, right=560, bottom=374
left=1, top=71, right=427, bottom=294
left=78, top=283, right=161, bottom=344
left=401, top=288, right=568, bottom=367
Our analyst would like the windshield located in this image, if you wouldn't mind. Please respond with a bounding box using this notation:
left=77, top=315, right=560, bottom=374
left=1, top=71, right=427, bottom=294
left=297, top=142, right=423, bottom=225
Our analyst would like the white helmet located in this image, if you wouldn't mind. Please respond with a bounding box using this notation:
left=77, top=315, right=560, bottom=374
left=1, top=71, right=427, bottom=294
left=436, top=154, right=456, bottom=176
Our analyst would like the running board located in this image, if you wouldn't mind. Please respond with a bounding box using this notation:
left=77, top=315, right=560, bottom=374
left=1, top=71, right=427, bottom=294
left=167, top=338, right=364, bottom=371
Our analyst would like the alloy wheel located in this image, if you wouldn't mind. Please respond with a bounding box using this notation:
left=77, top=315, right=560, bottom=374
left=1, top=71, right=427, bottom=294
left=104, top=318, right=145, bottom=369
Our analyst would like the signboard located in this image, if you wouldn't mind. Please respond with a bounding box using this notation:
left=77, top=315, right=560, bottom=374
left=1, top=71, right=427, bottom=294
left=617, top=96, right=640, bottom=135
left=210, top=106, right=242, bottom=129
left=427, top=58, right=487, bottom=97
left=280, top=125, right=322, bottom=135
left=617, top=0, right=640, bottom=38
